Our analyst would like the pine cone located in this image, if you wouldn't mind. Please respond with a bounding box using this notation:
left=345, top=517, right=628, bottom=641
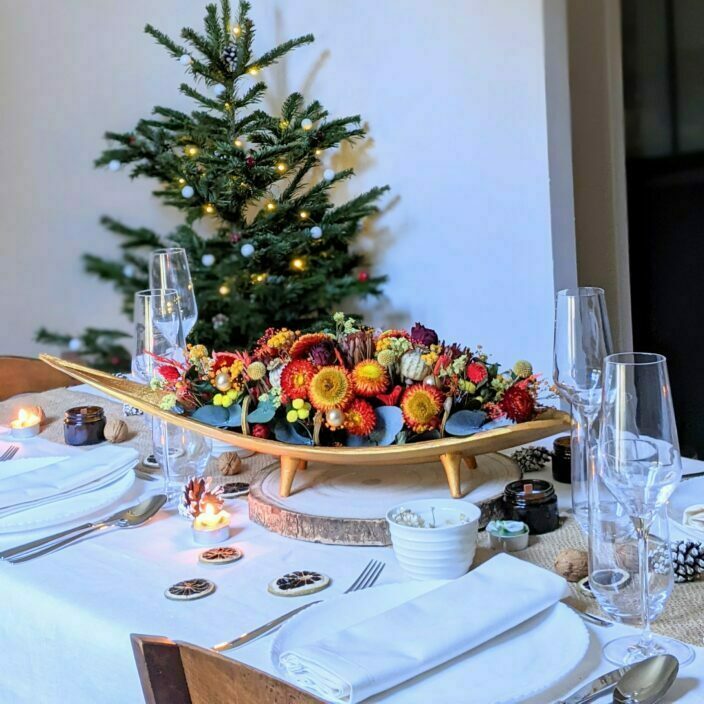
left=510, top=445, right=552, bottom=473
left=671, top=540, right=704, bottom=583
left=179, top=477, right=208, bottom=519
left=339, top=330, right=374, bottom=366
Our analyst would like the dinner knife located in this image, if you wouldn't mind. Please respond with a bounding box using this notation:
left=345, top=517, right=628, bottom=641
left=212, top=600, right=322, bottom=652
left=558, top=665, right=630, bottom=704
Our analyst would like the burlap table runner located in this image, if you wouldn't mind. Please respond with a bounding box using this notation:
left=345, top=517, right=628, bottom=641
left=2, top=386, right=702, bottom=645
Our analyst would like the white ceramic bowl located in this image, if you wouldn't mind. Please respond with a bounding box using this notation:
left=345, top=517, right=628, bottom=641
left=386, top=499, right=481, bottom=580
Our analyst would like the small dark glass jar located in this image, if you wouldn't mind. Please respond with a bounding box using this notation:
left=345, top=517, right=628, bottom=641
left=504, top=479, right=560, bottom=535
left=552, top=435, right=572, bottom=483
left=64, top=406, right=106, bottom=446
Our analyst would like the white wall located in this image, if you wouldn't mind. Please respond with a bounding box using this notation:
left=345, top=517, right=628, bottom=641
left=0, top=0, right=575, bottom=379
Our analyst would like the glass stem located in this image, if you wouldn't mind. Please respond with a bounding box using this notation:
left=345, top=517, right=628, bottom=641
left=634, top=516, right=653, bottom=649
left=571, top=404, right=597, bottom=529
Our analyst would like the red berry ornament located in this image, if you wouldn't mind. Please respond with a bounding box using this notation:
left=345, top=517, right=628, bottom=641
left=357, top=271, right=369, bottom=283
left=246, top=156, right=255, bottom=168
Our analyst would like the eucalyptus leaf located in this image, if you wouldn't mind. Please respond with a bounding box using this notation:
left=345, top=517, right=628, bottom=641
left=247, top=398, right=276, bottom=423
left=371, top=406, right=404, bottom=446
left=274, top=421, right=313, bottom=446
left=444, top=410, right=488, bottom=436
left=346, top=434, right=374, bottom=447
left=223, top=403, right=243, bottom=427
left=479, top=417, right=514, bottom=432
left=191, top=404, right=230, bottom=427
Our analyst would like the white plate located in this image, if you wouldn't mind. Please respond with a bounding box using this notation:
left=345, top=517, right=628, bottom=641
left=668, top=476, right=704, bottom=540
left=0, top=470, right=135, bottom=534
left=271, top=581, right=589, bottom=704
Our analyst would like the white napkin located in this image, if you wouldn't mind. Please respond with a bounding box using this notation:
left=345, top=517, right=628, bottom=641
left=276, top=554, right=569, bottom=703
left=0, top=445, right=138, bottom=518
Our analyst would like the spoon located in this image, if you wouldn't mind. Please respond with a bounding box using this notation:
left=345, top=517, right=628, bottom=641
left=6, top=494, right=167, bottom=563
left=613, top=654, right=679, bottom=704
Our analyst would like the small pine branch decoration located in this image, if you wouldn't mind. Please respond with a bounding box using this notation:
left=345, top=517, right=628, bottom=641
left=40, top=0, right=389, bottom=368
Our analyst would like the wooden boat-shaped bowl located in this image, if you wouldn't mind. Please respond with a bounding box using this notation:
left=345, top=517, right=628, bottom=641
left=40, top=354, right=571, bottom=499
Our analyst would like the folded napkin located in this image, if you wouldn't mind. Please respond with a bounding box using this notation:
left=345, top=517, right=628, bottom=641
left=0, top=445, right=138, bottom=518
left=276, top=554, right=569, bottom=703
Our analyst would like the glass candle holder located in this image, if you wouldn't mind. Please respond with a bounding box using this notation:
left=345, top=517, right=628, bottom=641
left=504, top=479, right=560, bottom=535
left=64, top=406, right=106, bottom=446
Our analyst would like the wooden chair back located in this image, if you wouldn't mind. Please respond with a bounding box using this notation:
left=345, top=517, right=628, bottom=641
left=131, top=634, right=324, bottom=704
left=0, top=356, right=78, bottom=401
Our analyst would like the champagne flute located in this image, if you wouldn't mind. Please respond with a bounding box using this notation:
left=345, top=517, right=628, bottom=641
left=149, top=248, right=198, bottom=339
left=132, top=288, right=185, bottom=469
left=599, top=352, right=693, bottom=665
left=553, top=287, right=613, bottom=531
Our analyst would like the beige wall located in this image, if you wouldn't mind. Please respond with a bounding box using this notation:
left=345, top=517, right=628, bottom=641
left=0, top=0, right=575, bottom=377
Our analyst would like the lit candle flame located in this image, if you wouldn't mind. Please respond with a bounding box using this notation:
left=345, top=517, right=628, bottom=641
left=10, top=408, right=41, bottom=429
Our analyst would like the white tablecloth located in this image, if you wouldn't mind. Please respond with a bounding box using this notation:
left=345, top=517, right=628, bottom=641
left=1, top=406, right=704, bottom=703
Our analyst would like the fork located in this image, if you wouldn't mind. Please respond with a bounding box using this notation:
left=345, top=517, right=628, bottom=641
left=0, top=446, right=19, bottom=462
left=213, top=559, right=386, bottom=652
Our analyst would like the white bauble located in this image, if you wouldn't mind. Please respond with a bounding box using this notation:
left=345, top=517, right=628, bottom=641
left=310, top=226, right=323, bottom=240
left=179, top=54, right=192, bottom=65
left=301, top=118, right=313, bottom=130
left=68, top=338, right=81, bottom=352
left=213, top=84, right=225, bottom=97
left=241, top=243, right=255, bottom=257
left=323, top=169, right=335, bottom=181
left=108, top=160, right=121, bottom=172
left=201, top=254, right=215, bottom=267
left=181, top=185, right=194, bottom=198
left=122, top=264, right=136, bottom=278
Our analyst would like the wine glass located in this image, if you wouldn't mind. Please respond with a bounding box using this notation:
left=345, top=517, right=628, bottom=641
left=553, top=287, right=613, bottom=532
left=599, top=352, right=693, bottom=665
left=149, top=248, right=198, bottom=338
left=132, top=289, right=185, bottom=381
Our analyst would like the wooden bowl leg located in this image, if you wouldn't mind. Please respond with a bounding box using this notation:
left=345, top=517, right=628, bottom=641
left=464, top=455, right=478, bottom=470
left=279, top=457, right=307, bottom=498
left=439, top=452, right=463, bottom=498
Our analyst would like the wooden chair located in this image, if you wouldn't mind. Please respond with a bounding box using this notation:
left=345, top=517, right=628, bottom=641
left=131, top=634, right=325, bottom=704
left=0, top=356, right=78, bottom=402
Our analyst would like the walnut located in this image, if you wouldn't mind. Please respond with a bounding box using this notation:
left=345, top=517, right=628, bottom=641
left=104, top=418, right=129, bottom=443
left=217, top=451, right=243, bottom=476
left=554, top=548, right=588, bottom=582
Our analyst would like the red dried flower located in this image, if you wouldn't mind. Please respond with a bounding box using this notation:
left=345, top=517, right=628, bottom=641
left=281, top=360, right=317, bottom=400
left=251, top=423, right=270, bottom=439
left=344, top=399, right=376, bottom=436
left=212, top=352, right=239, bottom=372
left=499, top=385, right=535, bottom=423
left=466, top=362, right=488, bottom=385
left=157, top=364, right=181, bottom=383
left=376, top=385, right=403, bottom=406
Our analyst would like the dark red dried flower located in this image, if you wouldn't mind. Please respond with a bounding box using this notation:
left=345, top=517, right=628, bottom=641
left=251, top=423, right=270, bottom=439
left=410, top=323, right=438, bottom=347
left=376, top=385, right=403, bottom=406
left=466, top=362, right=488, bottom=385
left=499, top=385, right=535, bottom=423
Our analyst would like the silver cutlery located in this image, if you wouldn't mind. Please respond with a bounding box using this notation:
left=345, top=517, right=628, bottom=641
left=559, top=664, right=630, bottom=704
left=613, top=654, right=678, bottom=704
left=213, top=559, right=386, bottom=652
left=0, top=445, right=19, bottom=462
left=1, top=494, right=166, bottom=563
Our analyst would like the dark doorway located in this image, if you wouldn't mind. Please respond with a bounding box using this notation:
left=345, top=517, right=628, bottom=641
left=622, top=0, right=704, bottom=457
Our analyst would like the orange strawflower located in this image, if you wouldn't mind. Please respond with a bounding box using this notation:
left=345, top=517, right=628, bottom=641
left=352, top=359, right=389, bottom=397
left=401, top=384, right=445, bottom=433
left=289, top=333, right=335, bottom=360
left=308, top=366, right=354, bottom=411
left=280, top=360, right=316, bottom=400
left=344, top=399, right=376, bottom=436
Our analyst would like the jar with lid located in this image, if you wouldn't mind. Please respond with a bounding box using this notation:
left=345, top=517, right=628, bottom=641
left=504, top=479, right=560, bottom=534
left=64, top=406, right=106, bottom=446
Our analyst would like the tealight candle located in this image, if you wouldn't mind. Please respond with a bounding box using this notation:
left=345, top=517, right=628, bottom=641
left=10, top=408, right=41, bottom=439
left=192, top=501, right=230, bottom=545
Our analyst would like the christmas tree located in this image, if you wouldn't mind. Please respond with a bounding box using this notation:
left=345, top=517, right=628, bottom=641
left=38, top=0, right=388, bottom=370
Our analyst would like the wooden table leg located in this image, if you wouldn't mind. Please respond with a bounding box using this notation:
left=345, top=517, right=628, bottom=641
left=279, top=457, right=307, bottom=498
left=464, top=454, right=478, bottom=470
left=439, top=452, right=462, bottom=498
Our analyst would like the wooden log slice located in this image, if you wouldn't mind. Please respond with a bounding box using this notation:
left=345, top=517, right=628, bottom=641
left=248, top=453, right=520, bottom=546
